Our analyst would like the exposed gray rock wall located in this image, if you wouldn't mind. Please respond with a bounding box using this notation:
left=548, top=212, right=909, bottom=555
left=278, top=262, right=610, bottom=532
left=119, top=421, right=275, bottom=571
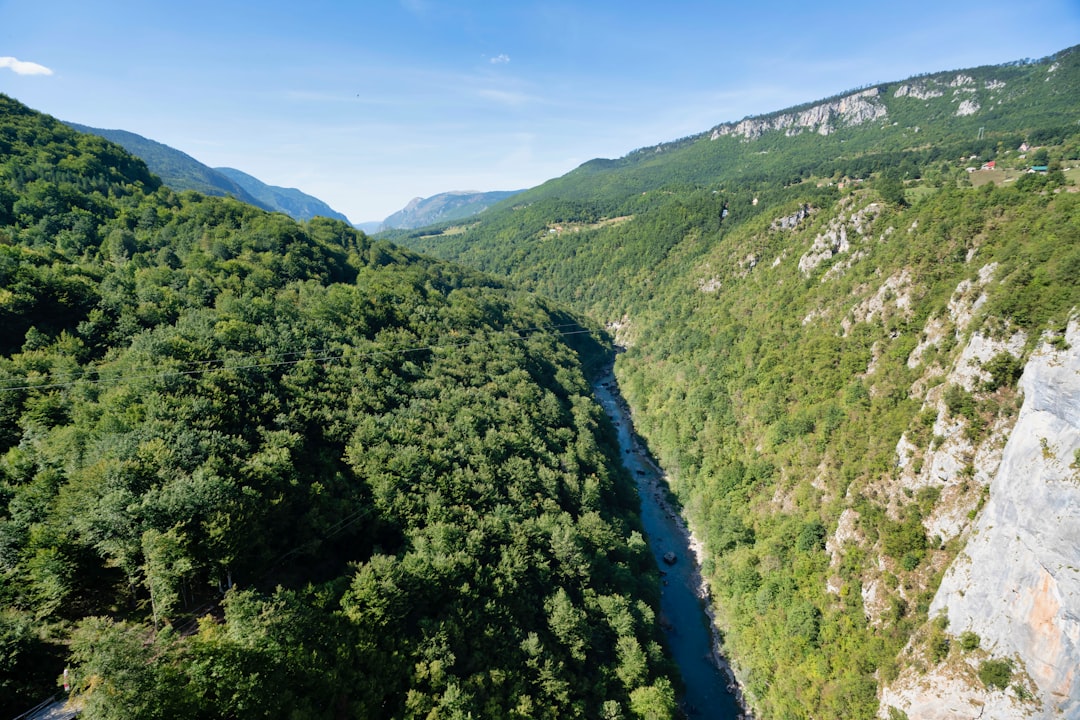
left=797, top=200, right=880, bottom=276
left=886, top=321, right=1080, bottom=718
left=710, top=88, right=887, bottom=140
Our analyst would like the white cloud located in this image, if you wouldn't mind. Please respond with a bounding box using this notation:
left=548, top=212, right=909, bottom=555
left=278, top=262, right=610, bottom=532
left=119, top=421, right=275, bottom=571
left=0, top=56, right=54, bottom=76
left=490, top=54, right=510, bottom=65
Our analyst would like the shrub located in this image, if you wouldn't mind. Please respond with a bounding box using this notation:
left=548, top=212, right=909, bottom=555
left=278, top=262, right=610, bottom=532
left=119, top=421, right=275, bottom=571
left=882, top=507, right=928, bottom=560
left=981, top=352, right=1022, bottom=390
left=959, top=630, right=980, bottom=651
left=796, top=520, right=827, bottom=552
left=785, top=602, right=822, bottom=647
left=978, top=659, right=1013, bottom=689
left=927, top=626, right=950, bottom=663
left=943, top=384, right=976, bottom=421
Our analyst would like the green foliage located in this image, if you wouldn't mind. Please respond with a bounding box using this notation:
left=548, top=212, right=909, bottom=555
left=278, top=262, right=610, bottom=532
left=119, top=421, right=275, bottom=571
left=0, top=96, right=673, bottom=717
left=926, top=616, right=950, bottom=663
left=785, top=601, right=823, bottom=647
left=978, top=658, right=1013, bottom=690
left=7, top=45, right=1080, bottom=719
left=0, top=609, right=55, bottom=703
left=982, top=352, right=1023, bottom=391
left=881, top=506, right=928, bottom=564
left=876, top=173, right=908, bottom=207
left=943, top=384, right=976, bottom=420
left=959, top=630, right=981, bottom=651
left=68, top=622, right=190, bottom=719
left=387, top=52, right=1080, bottom=716
left=629, top=678, right=677, bottom=720
left=796, top=519, right=827, bottom=552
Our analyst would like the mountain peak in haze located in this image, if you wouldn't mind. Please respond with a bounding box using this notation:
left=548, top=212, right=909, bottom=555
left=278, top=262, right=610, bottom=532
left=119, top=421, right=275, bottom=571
left=214, top=167, right=351, bottom=224
left=380, top=189, right=522, bottom=230
left=63, top=122, right=351, bottom=224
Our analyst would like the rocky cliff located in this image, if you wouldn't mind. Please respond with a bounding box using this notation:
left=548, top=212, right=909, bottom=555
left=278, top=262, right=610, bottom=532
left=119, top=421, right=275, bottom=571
left=882, top=321, right=1080, bottom=719
left=710, top=87, right=888, bottom=140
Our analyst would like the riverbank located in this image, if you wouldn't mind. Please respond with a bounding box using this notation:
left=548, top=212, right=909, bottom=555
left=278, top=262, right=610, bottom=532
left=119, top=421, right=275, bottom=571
left=593, top=366, right=749, bottom=719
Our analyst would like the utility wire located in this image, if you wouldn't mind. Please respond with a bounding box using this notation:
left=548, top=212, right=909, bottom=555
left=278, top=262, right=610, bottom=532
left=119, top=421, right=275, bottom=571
left=172, top=501, right=380, bottom=637
left=0, top=322, right=594, bottom=393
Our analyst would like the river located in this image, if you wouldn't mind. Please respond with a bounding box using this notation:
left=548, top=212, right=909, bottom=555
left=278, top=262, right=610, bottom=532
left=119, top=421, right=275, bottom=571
left=594, top=368, right=744, bottom=720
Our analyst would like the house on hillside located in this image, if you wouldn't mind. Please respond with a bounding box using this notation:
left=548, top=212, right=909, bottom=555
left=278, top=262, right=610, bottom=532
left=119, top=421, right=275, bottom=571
left=1028, top=165, right=1049, bottom=173
left=1019, top=142, right=1031, bottom=153
left=980, top=160, right=996, bottom=171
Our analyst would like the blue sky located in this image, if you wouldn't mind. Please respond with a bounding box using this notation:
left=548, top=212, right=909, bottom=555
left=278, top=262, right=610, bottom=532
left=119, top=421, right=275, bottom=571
left=2, top=1, right=1079, bottom=223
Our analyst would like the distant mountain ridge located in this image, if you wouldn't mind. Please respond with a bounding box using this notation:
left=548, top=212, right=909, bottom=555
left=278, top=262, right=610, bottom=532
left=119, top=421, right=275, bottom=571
left=380, top=189, right=521, bottom=230
left=506, top=46, right=1080, bottom=208
left=63, top=122, right=351, bottom=224
left=214, top=167, right=350, bottom=224
left=64, top=122, right=268, bottom=208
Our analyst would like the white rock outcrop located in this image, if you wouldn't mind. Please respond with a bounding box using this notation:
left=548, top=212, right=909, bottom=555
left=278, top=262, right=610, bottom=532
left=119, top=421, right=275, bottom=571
left=846, top=268, right=913, bottom=328
left=894, top=82, right=945, bottom=100
left=770, top=204, right=812, bottom=231
left=885, top=321, right=1080, bottom=718
left=894, top=326, right=1025, bottom=531
left=711, top=88, right=887, bottom=140
left=798, top=202, right=880, bottom=276
left=906, top=264, right=998, bottom=368
left=956, top=99, right=981, bottom=117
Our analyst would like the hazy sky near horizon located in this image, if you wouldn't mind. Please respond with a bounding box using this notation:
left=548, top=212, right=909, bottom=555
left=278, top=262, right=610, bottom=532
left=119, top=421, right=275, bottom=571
left=2, top=1, right=1078, bottom=223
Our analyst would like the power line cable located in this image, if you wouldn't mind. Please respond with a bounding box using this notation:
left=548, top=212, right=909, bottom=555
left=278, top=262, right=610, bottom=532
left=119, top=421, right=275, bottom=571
left=0, top=322, right=594, bottom=393
left=4, top=320, right=584, bottom=384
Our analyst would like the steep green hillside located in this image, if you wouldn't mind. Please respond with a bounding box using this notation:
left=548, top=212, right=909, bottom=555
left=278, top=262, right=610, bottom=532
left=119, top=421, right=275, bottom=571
left=63, top=123, right=353, bottom=224
left=0, top=95, right=680, bottom=719
left=395, top=46, right=1080, bottom=718
left=398, top=45, right=1078, bottom=274
left=524, top=45, right=1079, bottom=207
left=215, top=166, right=352, bottom=223
left=62, top=122, right=269, bottom=209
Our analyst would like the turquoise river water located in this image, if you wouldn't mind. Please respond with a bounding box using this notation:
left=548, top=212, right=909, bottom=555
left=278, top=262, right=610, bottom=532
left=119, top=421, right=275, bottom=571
left=594, top=369, right=744, bottom=720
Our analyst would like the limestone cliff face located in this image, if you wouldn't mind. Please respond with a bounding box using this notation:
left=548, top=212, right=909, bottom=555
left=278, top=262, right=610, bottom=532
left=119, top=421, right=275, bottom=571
left=882, top=321, right=1080, bottom=719
left=710, top=88, right=887, bottom=140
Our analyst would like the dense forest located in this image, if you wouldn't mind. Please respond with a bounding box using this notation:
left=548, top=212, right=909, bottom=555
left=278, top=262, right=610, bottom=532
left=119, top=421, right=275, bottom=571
left=394, top=47, right=1080, bottom=718
left=4, top=41, right=1080, bottom=720
left=0, top=94, right=681, bottom=718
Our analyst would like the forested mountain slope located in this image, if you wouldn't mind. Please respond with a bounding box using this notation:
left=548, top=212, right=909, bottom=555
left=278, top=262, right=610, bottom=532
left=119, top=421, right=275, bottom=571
left=214, top=166, right=352, bottom=223
left=62, top=122, right=269, bottom=210
left=0, top=95, right=681, bottom=719
left=396, top=46, right=1080, bottom=718
left=63, top=122, right=352, bottom=223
